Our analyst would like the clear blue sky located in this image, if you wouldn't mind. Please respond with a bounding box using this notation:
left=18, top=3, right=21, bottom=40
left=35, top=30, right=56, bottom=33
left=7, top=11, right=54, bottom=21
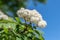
left=26, top=0, right=60, bottom=40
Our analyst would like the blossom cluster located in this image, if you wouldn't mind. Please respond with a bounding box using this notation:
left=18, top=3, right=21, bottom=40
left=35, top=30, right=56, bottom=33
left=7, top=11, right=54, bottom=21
left=0, top=11, right=8, bottom=20
left=17, top=8, right=47, bottom=28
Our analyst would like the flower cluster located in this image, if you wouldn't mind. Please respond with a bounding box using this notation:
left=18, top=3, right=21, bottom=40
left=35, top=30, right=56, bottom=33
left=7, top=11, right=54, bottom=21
left=17, top=8, right=47, bottom=28
left=0, top=10, right=8, bottom=20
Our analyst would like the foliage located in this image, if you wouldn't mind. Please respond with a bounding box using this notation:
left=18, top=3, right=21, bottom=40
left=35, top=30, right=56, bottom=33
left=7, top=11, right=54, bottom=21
left=0, top=17, right=44, bottom=40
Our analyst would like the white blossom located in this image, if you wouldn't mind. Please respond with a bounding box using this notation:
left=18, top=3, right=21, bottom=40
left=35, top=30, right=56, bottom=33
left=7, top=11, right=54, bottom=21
left=0, top=11, right=8, bottom=20
left=17, top=8, right=42, bottom=20
left=31, top=9, right=42, bottom=17
left=17, top=8, right=47, bottom=28
left=30, top=16, right=40, bottom=24
left=38, top=20, right=47, bottom=28
left=17, top=8, right=25, bottom=18
left=31, top=9, right=43, bottom=20
left=2, top=15, right=8, bottom=20
left=0, top=15, right=2, bottom=19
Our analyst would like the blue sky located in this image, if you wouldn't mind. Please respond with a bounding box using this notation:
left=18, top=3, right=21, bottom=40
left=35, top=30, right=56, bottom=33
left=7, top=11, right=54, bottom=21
left=26, top=0, right=60, bottom=40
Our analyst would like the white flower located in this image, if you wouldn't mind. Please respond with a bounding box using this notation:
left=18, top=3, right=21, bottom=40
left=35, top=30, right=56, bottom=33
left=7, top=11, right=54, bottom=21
left=0, top=15, right=3, bottom=19
left=32, top=9, right=41, bottom=17
left=17, top=8, right=47, bottom=28
left=38, top=20, right=47, bottom=28
left=31, top=9, right=43, bottom=20
left=2, top=15, right=8, bottom=20
left=30, top=16, right=40, bottom=24
left=0, top=10, right=8, bottom=20
left=17, top=8, right=25, bottom=18
left=24, top=9, right=31, bottom=17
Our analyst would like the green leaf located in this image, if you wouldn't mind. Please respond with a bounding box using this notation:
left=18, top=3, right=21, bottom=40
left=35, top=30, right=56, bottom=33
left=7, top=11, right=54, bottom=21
left=8, top=17, right=15, bottom=22
left=15, top=17, right=21, bottom=23
left=39, top=34, right=44, bottom=40
left=34, top=30, right=40, bottom=35
left=3, top=26, right=8, bottom=34
left=27, top=33, right=32, bottom=37
left=24, top=36, right=28, bottom=40
left=16, top=37, right=21, bottom=40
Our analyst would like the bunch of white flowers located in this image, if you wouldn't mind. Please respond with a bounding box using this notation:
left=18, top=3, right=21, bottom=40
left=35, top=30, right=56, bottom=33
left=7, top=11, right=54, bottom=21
left=17, top=8, right=47, bottom=28
left=0, top=11, right=8, bottom=20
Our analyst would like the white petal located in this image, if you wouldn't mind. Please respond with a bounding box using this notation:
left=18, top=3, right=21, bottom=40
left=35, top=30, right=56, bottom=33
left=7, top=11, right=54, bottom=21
left=30, top=17, right=40, bottom=24
left=2, top=15, right=8, bottom=20
left=38, top=20, right=47, bottom=28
